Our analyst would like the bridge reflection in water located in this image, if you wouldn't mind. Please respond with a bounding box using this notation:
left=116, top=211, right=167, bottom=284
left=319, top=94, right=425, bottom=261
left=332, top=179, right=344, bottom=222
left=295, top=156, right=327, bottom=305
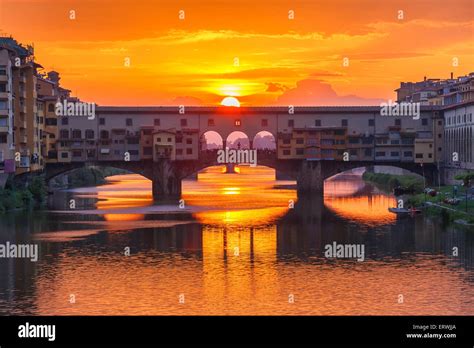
left=0, top=166, right=472, bottom=315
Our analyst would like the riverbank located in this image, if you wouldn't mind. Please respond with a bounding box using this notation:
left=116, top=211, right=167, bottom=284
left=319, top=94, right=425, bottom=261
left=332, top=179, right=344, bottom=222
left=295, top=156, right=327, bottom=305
left=407, top=186, right=474, bottom=225
left=362, top=171, right=474, bottom=225
left=0, top=176, right=47, bottom=213
left=362, top=171, right=424, bottom=193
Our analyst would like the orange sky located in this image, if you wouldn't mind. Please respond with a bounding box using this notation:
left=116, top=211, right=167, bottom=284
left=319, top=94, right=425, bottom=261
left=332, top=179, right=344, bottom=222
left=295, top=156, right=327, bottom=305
left=0, top=0, right=473, bottom=106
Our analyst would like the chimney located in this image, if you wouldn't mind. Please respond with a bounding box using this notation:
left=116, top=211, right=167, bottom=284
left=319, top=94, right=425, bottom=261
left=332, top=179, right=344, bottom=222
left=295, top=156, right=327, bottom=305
left=450, top=72, right=453, bottom=80
left=424, top=76, right=427, bottom=81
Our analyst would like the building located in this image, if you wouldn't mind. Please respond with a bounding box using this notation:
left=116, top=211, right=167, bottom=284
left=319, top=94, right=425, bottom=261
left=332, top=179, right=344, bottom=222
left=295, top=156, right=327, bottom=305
left=443, top=101, right=474, bottom=183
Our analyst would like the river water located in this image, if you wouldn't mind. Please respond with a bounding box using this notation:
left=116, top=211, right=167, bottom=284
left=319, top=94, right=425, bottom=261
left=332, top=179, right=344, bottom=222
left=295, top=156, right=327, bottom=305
left=0, top=166, right=473, bottom=315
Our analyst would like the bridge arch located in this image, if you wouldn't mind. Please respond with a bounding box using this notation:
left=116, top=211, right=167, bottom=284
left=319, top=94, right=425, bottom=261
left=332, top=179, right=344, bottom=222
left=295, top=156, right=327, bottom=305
left=253, top=131, right=276, bottom=150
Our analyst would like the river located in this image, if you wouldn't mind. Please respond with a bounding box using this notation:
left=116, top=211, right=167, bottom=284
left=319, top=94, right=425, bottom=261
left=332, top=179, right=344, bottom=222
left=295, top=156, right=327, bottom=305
left=0, top=166, right=473, bottom=315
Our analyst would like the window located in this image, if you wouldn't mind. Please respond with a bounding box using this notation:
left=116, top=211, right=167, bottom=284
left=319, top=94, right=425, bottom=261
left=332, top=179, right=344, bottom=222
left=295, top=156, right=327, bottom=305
left=72, top=150, right=82, bottom=157
left=157, top=137, right=161, bottom=142
left=128, top=150, right=139, bottom=156
left=176, top=135, right=183, bottom=143
left=143, top=129, right=152, bottom=135
left=390, top=151, right=399, bottom=157
left=415, top=153, right=423, bottom=159
left=72, top=130, right=82, bottom=139
left=61, top=152, right=69, bottom=159
left=334, top=130, right=345, bottom=136
left=428, top=153, right=433, bottom=158
left=288, top=120, right=294, bottom=127
left=167, top=138, right=172, bottom=142
left=60, top=130, right=69, bottom=139
left=99, top=118, right=105, bottom=125
left=100, top=130, right=109, bottom=139
left=186, top=138, right=192, bottom=144
left=0, top=84, right=6, bottom=92
left=176, top=149, right=183, bottom=155
left=368, top=119, right=375, bottom=126
left=296, top=148, right=304, bottom=155
left=45, top=118, right=57, bottom=126
left=364, top=149, right=372, bottom=157
left=61, top=117, right=68, bottom=125
left=349, top=138, right=359, bottom=144
left=126, top=118, right=133, bottom=126
left=438, top=133, right=442, bottom=138
left=234, top=119, right=241, bottom=126
left=127, top=138, right=139, bottom=145
left=208, top=118, right=215, bottom=126
left=283, top=149, right=290, bottom=155
left=0, top=135, right=6, bottom=144
left=395, top=119, right=401, bottom=126
left=390, top=140, right=400, bottom=145
left=83, top=130, right=93, bottom=139
left=438, top=120, right=442, bottom=126
left=350, top=149, right=357, bottom=155
left=48, top=104, right=55, bottom=112
left=186, top=148, right=193, bottom=155
left=315, top=120, right=321, bottom=127
left=181, top=119, right=187, bottom=127
left=421, top=118, right=428, bottom=126
left=376, top=151, right=386, bottom=157
left=438, top=147, right=442, bottom=152
left=0, top=68, right=6, bottom=75
left=0, top=101, right=7, bottom=110
left=261, top=119, right=268, bottom=127
left=49, top=134, right=55, bottom=139
left=296, top=138, right=304, bottom=144
left=143, top=147, right=152, bottom=156
left=341, top=119, right=348, bottom=127
left=404, top=151, right=413, bottom=157
left=154, top=119, right=160, bottom=126
left=282, top=139, right=291, bottom=145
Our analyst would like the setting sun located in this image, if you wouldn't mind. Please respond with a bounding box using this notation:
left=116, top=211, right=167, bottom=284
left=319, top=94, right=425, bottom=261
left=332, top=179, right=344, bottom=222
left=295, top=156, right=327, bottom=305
left=221, top=96, right=240, bottom=107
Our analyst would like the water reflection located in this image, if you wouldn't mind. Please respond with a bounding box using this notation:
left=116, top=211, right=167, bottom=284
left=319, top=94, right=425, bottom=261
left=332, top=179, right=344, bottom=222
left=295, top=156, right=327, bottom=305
left=0, top=166, right=473, bottom=315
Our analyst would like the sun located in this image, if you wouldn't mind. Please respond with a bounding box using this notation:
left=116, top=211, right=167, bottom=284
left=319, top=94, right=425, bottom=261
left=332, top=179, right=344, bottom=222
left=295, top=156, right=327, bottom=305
left=221, top=96, right=240, bottom=107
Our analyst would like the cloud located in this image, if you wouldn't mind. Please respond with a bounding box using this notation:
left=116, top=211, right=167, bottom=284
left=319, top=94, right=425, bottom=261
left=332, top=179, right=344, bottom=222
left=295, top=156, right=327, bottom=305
left=274, top=79, right=384, bottom=106
left=265, top=82, right=289, bottom=92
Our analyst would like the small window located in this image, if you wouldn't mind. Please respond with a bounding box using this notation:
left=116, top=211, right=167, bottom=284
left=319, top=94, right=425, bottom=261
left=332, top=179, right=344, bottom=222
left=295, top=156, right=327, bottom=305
left=395, top=119, right=401, bottom=126
left=186, top=148, right=193, bottom=155
left=61, top=117, right=68, bottom=125
left=283, top=149, right=290, bottom=155
left=154, top=119, right=160, bottom=126
left=296, top=148, right=304, bottom=155
left=99, top=118, right=105, bottom=125
left=341, top=119, right=348, bottom=127
left=368, top=119, right=375, bottom=126
left=181, top=119, right=187, bottom=127
left=315, top=120, right=321, bottom=127
left=208, top=118, right=215, bottom=126
left=48, top=103, right=55, bottom=112
left=296, top=138, right=304, bottom=144
left=157, top=137, right=161, bottom=142
left=126, top=118, right=133, bottom=126
left=261, top=119, right=268, bottom=127
left=421, top=118, right=428, bottom=126
left=61, top=152, right=69, bottom=159
left=234, top=119, right=241, bottom=126
left=415, top=153, right=423, bottom=159
left=167, top=138, right=172, bottom=142
left=186, top=138, right=192, bottom=144
left=288, top=120, right=294, bottom=127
